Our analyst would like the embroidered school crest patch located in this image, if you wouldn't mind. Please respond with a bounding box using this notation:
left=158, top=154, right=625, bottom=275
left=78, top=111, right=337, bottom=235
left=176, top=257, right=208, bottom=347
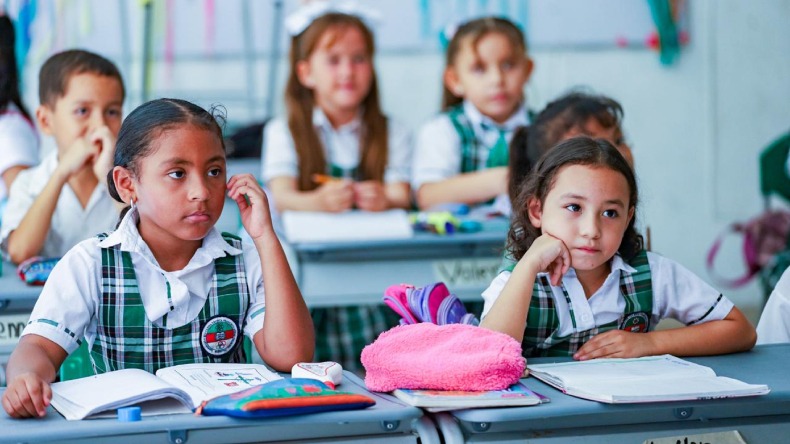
left=619, top=311, right=650, bottom=333
left=201, top=316, right=240, bottom=357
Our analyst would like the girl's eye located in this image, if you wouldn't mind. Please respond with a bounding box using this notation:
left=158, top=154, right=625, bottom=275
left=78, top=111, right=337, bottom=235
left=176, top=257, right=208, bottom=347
left=603, top=209, right=619, bottom=218
left=565, top=204, right=582, bottom=213
left=327, top=55, right=340, bottom=65
left=107, top=108, right=122, bottom=118
left=352, top=54, right=367, bottom=64
left=502, top=61, right=514, bottom=70
left=168, top=171, right=185, bottom=179
left=75, top=107, right=88, bottom=116
left=471, top=63, right=485, bottom=74
left=208, top=168, right=222, bottom=177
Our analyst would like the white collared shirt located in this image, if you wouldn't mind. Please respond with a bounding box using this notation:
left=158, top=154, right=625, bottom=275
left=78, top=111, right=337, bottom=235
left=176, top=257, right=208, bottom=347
left=0, top=104, right=39, bottom=200
left=481, top=252, right=734, bottom=336
left=261, top=108, right=413, bottom=183
left=412, top=100, right=530, bottom=190
left=22, top=207, right=267, bottom=354
left=0, top=151, right=119, bottom=258
left=757, top=268, right=790, bottom=344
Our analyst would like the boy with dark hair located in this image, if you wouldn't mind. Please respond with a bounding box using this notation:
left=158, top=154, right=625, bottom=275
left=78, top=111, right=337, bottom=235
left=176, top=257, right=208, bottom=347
left=1, top=49, right=125, bottom=263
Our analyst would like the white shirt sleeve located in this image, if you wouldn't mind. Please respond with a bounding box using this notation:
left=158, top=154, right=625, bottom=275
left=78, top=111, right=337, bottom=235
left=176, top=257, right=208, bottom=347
left=481, top=270, right=512, bottom=319
left=411, top=115, right=462, bottom=190
left=383, top=119, right=413, bottom=184
left=242, top=241, right=266, bottom=338
left=757, top=269, right=790, bottom=344
left=21, top=239, right=101, bottom=354
left=648, top=252, right=734, bottom=324
left=261, top=118, right=298, bottom=182
left=0, top=165, right=38, bottom=254
left=0, top=111, right=38, bottom=182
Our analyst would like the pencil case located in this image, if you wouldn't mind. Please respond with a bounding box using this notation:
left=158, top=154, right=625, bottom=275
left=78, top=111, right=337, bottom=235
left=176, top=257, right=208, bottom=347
left=197, top=378, right=375, bottom=418
left=16, top=256, right=60, bottom=285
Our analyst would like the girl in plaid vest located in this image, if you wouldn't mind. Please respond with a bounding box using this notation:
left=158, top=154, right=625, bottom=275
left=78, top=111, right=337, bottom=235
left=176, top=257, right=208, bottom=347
left=412, top=17, right=534, bottom=210
left=263, top=8, right=411, bottom=372
left=480, top=137, right=756, bottom=359
left=3, top=99, right=314, bottom=418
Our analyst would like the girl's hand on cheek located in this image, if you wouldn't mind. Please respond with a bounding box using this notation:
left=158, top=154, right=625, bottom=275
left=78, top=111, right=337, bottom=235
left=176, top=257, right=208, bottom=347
left=227, top=174, right=273, bottom=239
left=523, top=233, right=571, bottom=286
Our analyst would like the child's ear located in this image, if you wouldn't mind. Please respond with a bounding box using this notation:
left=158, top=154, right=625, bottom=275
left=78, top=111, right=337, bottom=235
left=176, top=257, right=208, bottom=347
left=443, top=67, right=464, bottom=96
left=296, top=60, right=315, bottom=89
left=112, top=166, right=135, bottom=204
left=627, top=206, right=635, bottom=226
left=522, top=56, right=535, bottom=82
left=36, top=105, right=54, bottom=136
left=527, top=197, right=542, bottom=228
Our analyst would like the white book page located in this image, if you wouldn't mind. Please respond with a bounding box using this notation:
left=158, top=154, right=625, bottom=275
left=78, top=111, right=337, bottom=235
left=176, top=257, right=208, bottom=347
left=582, top=376, right=770, bottom=403
left=529, top=355, right=715, bottom=388
left=282, top=209, right=414, bottom=243
left=155, top=363, right=283, bottom=407
left=50, top=369, right=192, bottom=420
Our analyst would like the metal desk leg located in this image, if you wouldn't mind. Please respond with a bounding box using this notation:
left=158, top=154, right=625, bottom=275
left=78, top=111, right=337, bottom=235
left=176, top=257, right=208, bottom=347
left=433, top=412, right=465, bottom=444
left=412, top=415, right=441, bottom=444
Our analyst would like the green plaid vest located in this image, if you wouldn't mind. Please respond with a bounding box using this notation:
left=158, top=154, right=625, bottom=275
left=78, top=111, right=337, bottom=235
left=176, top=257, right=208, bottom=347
left=522, top=250, right=653, bottom=357
left=446, top=105, right=512, bottom=173
left=90, top=232, right=249, bottom=374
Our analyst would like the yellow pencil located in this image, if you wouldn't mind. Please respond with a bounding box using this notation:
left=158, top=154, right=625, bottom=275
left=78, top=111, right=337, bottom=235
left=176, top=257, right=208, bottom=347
left=312, top=174, right=341, bottom=184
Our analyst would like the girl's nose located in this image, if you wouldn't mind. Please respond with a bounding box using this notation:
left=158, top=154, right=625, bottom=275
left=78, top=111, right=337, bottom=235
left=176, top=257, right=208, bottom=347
left=189, top=176, right=210, bottom=201
left=580, top=215, right=601, bottom=238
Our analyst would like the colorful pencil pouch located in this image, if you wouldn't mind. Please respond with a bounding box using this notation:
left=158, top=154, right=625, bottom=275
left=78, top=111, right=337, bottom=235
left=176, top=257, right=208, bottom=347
left=16, top=256, right=60, bottom=285
left=383, top=282, right=479, bottom=325
left=197, top=378, right=376, bottom=418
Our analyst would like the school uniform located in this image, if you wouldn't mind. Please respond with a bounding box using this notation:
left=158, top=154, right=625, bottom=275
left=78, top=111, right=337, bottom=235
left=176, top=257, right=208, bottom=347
left=482, top=251, right=735, bottom=357
left=0, top=151, right=119, bottom=259
left=261, top=108, right=412, bottom=371
left=262, top=109, right=412, bottom=183
left=756, top=268, right=790, bottom=344
left=0, top=104, right=39, bottom=201
left=22, top=207, right=267, bottom=373
left=411, top=100, right=530, bottom=192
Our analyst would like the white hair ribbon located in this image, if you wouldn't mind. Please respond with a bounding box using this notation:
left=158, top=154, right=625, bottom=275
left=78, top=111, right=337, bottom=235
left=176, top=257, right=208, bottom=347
left=285, top=0, right=381, bottom=37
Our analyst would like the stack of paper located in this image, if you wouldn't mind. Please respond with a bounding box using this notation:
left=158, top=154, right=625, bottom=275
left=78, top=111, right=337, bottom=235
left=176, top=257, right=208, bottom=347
left=282, top=209, right=414, bottom=243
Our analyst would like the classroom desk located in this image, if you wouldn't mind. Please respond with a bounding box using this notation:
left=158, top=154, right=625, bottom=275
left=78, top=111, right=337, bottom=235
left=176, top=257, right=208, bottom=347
left=0, top=262, right=42, bottom=384
left=0, top=372, right=440, bottom=444
left=288, top=224, right=508, bottom=307
left=433, top=343, right=790, bottom=444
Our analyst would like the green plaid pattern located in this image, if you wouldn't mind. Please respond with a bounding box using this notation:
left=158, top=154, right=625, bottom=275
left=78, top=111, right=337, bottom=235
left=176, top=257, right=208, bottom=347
left=312, top=305, right=401, bottom=373
left=446, top=105, right=511, bottom=173
left=522, top=250, right=653, bottom=357
left=90, top=232, right=249, bottom=374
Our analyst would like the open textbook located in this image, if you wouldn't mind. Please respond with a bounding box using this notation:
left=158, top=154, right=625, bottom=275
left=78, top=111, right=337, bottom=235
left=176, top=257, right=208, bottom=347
left=392, top=382, right=545, bottom=411
left=282, top=209, right=413, bottom=243
left=50, top=363, right=281, bottom=420
left=527, top=355, right=770, bottom=404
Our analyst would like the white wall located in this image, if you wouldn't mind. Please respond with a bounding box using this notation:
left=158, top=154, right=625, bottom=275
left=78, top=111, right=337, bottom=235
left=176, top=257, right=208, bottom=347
left=22, top=1, right=790, bottom=322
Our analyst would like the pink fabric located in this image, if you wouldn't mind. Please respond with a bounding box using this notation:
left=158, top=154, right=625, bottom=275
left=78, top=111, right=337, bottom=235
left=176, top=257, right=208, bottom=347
left=361, top=323, right=525, bottom=392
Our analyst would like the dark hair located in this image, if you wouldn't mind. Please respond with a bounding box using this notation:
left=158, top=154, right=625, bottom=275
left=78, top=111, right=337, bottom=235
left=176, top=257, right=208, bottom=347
left=107, top=98, right=226, bottom=222
left=507, top=136, right=642, bottom=263
left=442, top=17, right=527, bottom=110
left=39, top=49, right=125, bottom=107
left=0, top=16, right=30, bottom=120
left=286, top=13, right=388, bottom=191
left=508, top=91, right=625, bottom=202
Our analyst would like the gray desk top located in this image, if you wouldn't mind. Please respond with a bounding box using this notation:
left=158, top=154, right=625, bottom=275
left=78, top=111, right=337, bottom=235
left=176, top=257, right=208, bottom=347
left=0, top=372, right=425, bottom=444
left=0, top=261, right=42, bottom=312
left=451, top=344, right=790, bottom=433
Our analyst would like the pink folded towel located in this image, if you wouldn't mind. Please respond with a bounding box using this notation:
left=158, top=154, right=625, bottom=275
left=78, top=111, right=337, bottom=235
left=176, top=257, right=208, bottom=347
left=361, top=323, right=525, bottom=392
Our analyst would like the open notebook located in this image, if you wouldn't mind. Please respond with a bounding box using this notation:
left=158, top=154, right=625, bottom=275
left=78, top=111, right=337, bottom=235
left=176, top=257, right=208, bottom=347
left=282, top=209, right=413, bottom=243
left=527, top=355, right=770, bottom=404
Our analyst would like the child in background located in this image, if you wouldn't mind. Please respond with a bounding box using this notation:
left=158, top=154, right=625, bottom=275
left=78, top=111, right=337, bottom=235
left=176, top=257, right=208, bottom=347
left=1, top=50, right=123, bottom=263
left=507, top=91, right=634, bottom=204
left=756, top=267, right=790, bottom=344
left=412, top=17, right=533, bottom=210
left=480, top=137, right=756, bottom=359
left=262, top=9, right=411, bottom=371
left=0, top=15, right=38, bottom=203
left=2, top=98, right=314, bottom=419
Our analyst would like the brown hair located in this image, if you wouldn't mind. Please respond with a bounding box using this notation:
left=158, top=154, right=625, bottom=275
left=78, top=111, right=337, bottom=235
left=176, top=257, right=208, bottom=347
left=508, top=136, right=642, bottom=262
left=441, top=17, right=527, bottom=111
left=39, top=49, right=125, bottom=108
left=508, top=91, right=626, bottom=201
left=285, top=13, right=387, bottom=191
